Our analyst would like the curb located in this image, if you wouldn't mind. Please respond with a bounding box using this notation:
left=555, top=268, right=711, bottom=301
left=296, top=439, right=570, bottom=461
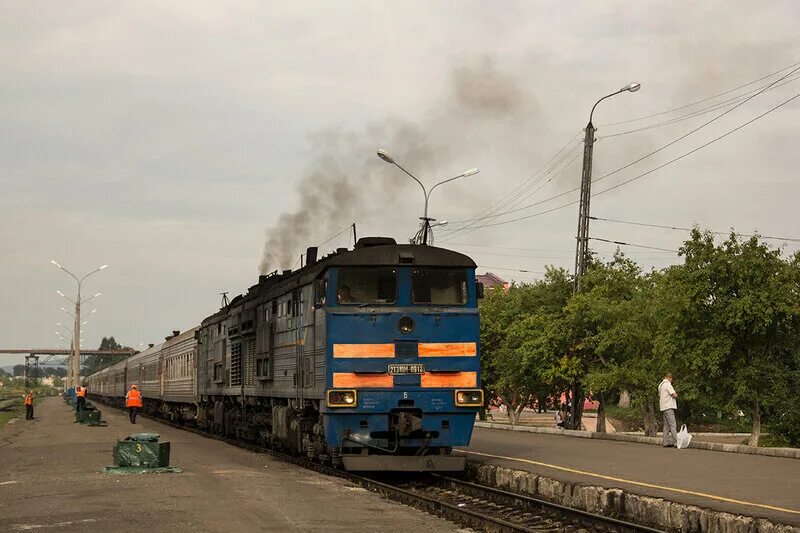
left=464, top=461, right=797, bottom=533
left=473, top=422, right=800, bottom=459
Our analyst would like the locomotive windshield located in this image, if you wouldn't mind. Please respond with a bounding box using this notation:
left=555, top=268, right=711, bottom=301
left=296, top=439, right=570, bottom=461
left=412, top=268, right=468, bottom=305
left=337, top=268, right=397, bottom=304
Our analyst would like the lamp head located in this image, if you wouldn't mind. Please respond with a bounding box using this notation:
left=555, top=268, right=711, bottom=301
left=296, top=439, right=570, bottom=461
left=51, top=260, right=62, bottom=268
left=99, top=264, right=108, bottom=270
left=377, top=149, right=395, bottom=164
left=462, top=168, right=480, bottom=177
left=624, top=82, right=641, bottom=93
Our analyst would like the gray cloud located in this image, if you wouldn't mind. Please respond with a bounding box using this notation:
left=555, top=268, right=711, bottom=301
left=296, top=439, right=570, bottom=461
left=2, top=1, right=799, bottom=366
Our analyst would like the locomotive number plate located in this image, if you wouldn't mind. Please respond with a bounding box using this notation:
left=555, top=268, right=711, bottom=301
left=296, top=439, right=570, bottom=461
left=388, top=363, right=425, bottom=375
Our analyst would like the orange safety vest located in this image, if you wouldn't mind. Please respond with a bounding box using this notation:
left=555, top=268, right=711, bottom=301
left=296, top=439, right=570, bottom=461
left=24, top=394, right=33, bottom=406
left=76, top=387, right=86, bottom=398
left=126, top=389, right=143, bottom=408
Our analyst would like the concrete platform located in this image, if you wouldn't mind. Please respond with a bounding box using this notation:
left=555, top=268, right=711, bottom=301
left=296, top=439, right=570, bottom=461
left=0, top=398, right=460, bottom=532
left=462, top=426, right=800, bottom=528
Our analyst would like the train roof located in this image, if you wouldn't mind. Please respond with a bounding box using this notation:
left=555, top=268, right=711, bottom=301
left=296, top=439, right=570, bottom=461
left=201, top=240, right=477, bottom=326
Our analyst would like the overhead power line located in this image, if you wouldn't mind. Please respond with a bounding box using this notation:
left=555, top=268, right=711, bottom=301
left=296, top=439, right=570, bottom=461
left=590, top=64, right=800, bottom=188
left=599, top=73, right=800, bottom=140
left=440, top=86, right=800, bottom=233
left=599, top=60, right=800, bottom=127
left=590, top=216, right=800, bottom=244
left=442, top=65, right=800, bottom=238
left=592, top=90, right=800, bottom=198
left=317, top=223, right=355, bottom=249
left=445, top=133, right=583, bottom=235
left=589, top=237, right=678, bottom=253
left=477, top=265, right=545, bottom=274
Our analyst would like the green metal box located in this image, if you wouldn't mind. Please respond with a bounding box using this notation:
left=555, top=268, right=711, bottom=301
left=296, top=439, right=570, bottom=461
left=74, top=407, right=101, bottom=425
left=113, top=433, right=171, bottom=468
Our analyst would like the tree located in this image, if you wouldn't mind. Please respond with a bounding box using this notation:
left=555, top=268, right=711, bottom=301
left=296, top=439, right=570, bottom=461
left=659, top=230, right=800, bottom=446
left=81, top=336, right=133, bottom=375
left=561, top=255, right=666, bottom=433
left=12, top=364, right=25, bottom=377
left=480, top=268, right=572, bottom=425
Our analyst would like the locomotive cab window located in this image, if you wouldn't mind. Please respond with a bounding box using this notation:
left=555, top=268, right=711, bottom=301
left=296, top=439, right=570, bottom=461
left=412, top=269, right=468, bottom=305
left=337, top=268, right=397, bottom=305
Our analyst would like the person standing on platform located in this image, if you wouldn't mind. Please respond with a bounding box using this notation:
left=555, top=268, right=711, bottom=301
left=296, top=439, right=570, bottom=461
left=125, top=384, right=142, bottom=424
left=24, top=391, right=34, bottom=420
left=75, top=385, right=86, bottom=412
left=659, top=372, right=678, bottom=447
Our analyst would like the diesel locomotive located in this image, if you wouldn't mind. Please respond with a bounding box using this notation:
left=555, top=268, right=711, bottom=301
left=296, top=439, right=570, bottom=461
left=85, top=237, right=484, bottom=471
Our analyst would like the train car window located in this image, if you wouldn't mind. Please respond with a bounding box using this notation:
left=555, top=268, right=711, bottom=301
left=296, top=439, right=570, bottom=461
left=337, top=268, right=397, bottom=304
left=412, top=269, right=468, bottom=305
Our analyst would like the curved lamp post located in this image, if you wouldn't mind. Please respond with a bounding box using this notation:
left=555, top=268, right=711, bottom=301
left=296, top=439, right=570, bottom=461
left=50, top=261, right=107, bottom=388
left=377, top=149, right=478, bottom=244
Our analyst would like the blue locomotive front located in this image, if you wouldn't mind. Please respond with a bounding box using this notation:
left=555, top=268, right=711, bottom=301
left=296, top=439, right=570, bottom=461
left=319, top=241, right=483, bottom=470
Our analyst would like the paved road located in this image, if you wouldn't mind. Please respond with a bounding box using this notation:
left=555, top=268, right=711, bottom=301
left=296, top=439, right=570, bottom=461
left=462, top=426, right=800, bottom=527
left=0, top=398, right=461, bottom=532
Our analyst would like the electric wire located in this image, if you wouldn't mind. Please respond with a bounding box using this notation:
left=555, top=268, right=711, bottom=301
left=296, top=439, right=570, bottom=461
left=592, top=90, right=800, bottom=198
left=589, top=237, right=678, bottom=253
left=590, top=216, right=800, bottom=244
left=444, top=146, right=582, bottom=231
left=316, top=223, right=355, bottom=249
left=598, top=60, right=800, bottom=127
left=444, top=133, right=584, bottom=236
left=599, top=73, right=800, bottom=140
left=449, top=129, right=582, bottom=225
left=441, top=84, right=800, bottom=232
left=589, top=65, right=800, bottom=188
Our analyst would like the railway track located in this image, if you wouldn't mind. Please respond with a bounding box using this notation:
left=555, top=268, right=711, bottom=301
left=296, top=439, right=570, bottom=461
left=89, top=400, right=662, bottom=532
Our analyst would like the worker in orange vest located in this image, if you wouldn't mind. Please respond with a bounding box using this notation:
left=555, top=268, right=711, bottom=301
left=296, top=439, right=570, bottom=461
left=24, top=391, right=34, bottom=420
left=125, top=384, right=143, bottom=424
left=75, top=385, right=86, bottom=412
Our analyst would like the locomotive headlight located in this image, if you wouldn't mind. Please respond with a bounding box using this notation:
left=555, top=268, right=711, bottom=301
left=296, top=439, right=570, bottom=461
left=455, top=389, right=483, bottom=407
left=327, top=389, right=357, bottom=407
left=398, top=316, right=415, bottom=334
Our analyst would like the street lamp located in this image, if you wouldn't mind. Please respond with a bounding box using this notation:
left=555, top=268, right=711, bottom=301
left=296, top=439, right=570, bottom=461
left=569, top=82, right=640, bottom=433
left=573, top=82, right=641, bottom=294
left=377, top=149, right=479, bottom=245
left=50, top=261, right=108, bottom=388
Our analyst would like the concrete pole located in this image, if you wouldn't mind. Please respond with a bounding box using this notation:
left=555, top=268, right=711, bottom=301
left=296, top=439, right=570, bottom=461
left=568, top=84, right=640, bottom=431
left=573, top=122, right=596, bottom=295
left=73, top=285, right=81, bottom=388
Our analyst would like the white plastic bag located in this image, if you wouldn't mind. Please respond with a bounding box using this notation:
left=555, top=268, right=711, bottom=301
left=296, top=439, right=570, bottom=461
left=676, top=424, right=692, bottom=449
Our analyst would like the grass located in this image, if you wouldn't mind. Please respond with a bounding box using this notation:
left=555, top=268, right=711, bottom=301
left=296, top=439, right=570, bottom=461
left=0, top=386, right=57, bottom=428
left=604, top=405, right=646, bottom=432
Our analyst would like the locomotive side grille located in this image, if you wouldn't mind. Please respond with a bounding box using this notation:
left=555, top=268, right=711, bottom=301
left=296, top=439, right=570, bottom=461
left=244, top=337, right=256, bottom=386
left=230, top=342, right=242, bottom=386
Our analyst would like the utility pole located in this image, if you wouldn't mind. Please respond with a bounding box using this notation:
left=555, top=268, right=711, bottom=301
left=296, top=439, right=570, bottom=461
left=569, top=82, right=641, bottom=430
left=573, top=122, right=596, bottom=294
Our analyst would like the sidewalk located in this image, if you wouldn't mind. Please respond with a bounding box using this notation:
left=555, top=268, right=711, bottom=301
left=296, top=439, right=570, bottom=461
left=463, top=425, right=800, bottom=530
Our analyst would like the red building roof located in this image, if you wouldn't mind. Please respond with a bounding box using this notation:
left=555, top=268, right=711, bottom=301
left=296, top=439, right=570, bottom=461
left=476, top=272, right=509, bottom=290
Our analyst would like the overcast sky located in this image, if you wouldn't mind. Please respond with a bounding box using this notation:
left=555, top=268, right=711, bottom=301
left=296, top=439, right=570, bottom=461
left=2, top=1, right=799, bottom=367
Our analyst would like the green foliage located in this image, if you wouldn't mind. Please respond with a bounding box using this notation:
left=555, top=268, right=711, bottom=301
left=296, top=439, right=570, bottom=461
left=479, top=230, right=800, bottom=446
left=479, top=267, right=571, bottom=423
left=81, top=336, right=133, bottom=375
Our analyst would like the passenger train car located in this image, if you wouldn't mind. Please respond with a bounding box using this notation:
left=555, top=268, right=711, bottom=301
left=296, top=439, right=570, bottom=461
left=86, top=237, right=483, bottom=471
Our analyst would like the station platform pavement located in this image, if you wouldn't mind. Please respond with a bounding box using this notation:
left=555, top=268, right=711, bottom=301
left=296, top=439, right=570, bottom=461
left=0, top=397, right=458, bottom=533
left=461, top=426, right=800, bottom=527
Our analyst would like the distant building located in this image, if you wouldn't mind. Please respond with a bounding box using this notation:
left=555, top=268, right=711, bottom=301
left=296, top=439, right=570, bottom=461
left=476, top=272, right=509, bottom=291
